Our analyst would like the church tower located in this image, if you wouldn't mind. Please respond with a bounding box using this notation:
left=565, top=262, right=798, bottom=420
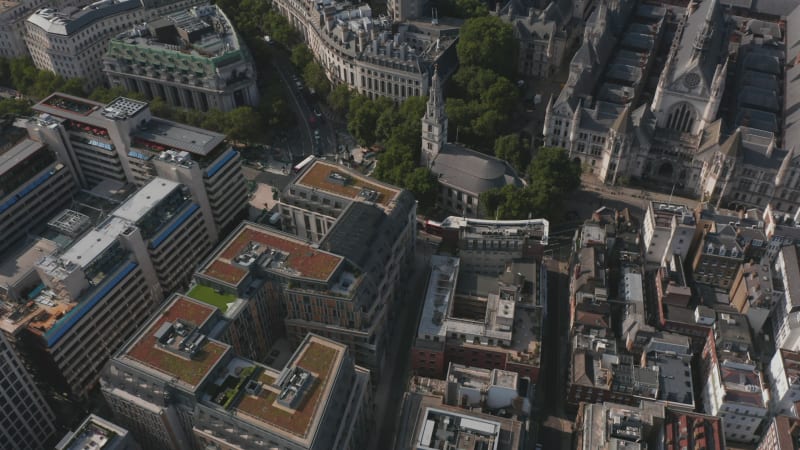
left=421, top=67, right=447, bottom=169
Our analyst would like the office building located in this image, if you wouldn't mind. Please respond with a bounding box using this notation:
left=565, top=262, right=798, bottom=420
left=104, top=4, right=259, bottom=111
left=701, top=312, right=768, bottom=444
left=27, top=93, right=247, bottom=241
left=102, top=294, right=371, bottom=450
left=278, top=159, right=417, bottom=371
left=773, top=246, right=800, bottom=351
left=25, top=0, right=205, bottom=88
left=442, top=363, right=531, bottom=414
left=56, top=414, right=139, bottom=450
left=0, top=330, right=57, bottom=450
left=411, top=255, right=545, bottom=381
left=0, top=123, right=77, bottom=255
left=196, top=221, right=395, bottom=373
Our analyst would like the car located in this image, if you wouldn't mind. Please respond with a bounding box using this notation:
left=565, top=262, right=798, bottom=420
left=295, top=81, right=304, bottom=90
left=314, top=130, right=321, bottom=141
left=313, top=106, right=322, bottom=118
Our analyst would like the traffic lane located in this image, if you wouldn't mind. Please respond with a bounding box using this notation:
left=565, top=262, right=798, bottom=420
left=271, top=57, right=313, bottom=156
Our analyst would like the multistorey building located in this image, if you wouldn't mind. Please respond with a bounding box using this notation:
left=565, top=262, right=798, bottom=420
left=56, top=414, right=139, bottom=450
left=767, top=349, right=800, bottom=418
left=26, top=93, right=247, bottom=241
left=642, top=201, right=695, bottom=266
left=0, top=175, right=214, bottom=398
left=411, top=254, right=546, bottom=381
left=25, top=0, right=205, bottom=88
left=0, top=330, right=57, bottom=450
left=660, top=408, right=726, bottom=450
left=0, top=0, right=51, bottom=57
left=276, top=160, right=416, bottom=370
left=574, top=400, right=665, bottom=450
left=0, top=124, right=77, bottom=254
left=495, top=0, right=578, bottom=79
left=772, top=246, right=800, bottom=351
left=102, top=294, right=371, bottom=450
left=270, top=0, right=458, bottom=102
left=701, top=312, right=768, bottom=444
left=757, top=415, right=800, bottom=450
left=394, top=392, right=523, bottom=450
left=103, top=4, right=259, bottom=112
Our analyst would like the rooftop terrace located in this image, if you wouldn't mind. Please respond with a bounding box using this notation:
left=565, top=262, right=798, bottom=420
left=295, top=160, right=400, bottom=207
left=187, top=284, right=237, bottom=313
left=122, top=295, right=229, bottom=390
left=56, top=414, right=130, bottom=450
left=231, top=336, right=343, bottom=443
left=38, top=93, right=101, bottom=116
left=201, top=223, right=343, bottom=286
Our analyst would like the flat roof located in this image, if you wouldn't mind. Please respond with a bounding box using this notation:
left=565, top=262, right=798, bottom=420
left=113, top=178, right=180, bottom=222
left=59, top=217, right=130, bottom=268
left=121, top=295, right=229, bottom=390
left=232, top=335, right=344, bottom=444
left=27, top=0, right=140, bottom=36
left=200, top=223, right=343, bottom=286
left=0, top=0, right=20, bottom=14
left=0, top=237, right=57, bottom=289
left=440, top=217, right=549, bottom=245
left=0, top=139, right=45, bottom=178
left=133, top=119, right=224, bottom=156
left=295, top=160, right=401, bottom=208
left=417, top=255, right=459, bottom=339
left=56, top=414, right=130, bottom=450
left=417, top=407, right=502, bottom=450
left=35, top=93, right=104, bottom=118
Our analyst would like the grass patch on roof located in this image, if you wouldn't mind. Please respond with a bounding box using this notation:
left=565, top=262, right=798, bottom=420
left=187, top=284, right=236, bottom=313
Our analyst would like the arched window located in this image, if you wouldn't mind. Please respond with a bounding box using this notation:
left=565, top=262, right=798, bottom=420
left=666, top=103, right=697, bottom=133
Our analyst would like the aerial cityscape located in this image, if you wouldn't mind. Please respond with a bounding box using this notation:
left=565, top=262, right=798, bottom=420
left=1, top=0, right=800, bottom=448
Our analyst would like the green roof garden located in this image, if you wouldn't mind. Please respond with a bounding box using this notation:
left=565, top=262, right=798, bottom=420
left=188, top=285, right=237, bottom=313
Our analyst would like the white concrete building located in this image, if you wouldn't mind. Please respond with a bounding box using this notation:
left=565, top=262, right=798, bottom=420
left=103, top=5, right=259, bottom=112
left=0, top=330, right=57, bottom=450
left=26, top=93, right=247, bottom=241
left=56, top=414, right=139, bottom=450
left=643, top=201, right=695, bottom=266
left=270, top=0, right=458, bottom=102
left=767, top=349, right=800, bottom=417
left=701, top=313, right=768, bottom=444
left=773, top=246, right=800, bottom=352
left=25, top=0, right=204, bottom=89
left=0, top=0, right=52, bottom=57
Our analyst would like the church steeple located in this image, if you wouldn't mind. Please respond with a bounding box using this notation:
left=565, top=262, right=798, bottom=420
left=421, top=66, right=448, bottom=168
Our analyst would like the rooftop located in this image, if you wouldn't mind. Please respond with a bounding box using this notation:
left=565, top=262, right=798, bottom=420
left=186, top=284, right=237, bottom=313
left=230, top=336, right=344, bottom=443
left=0, top=138, right=45, bottom=179
left=417, top=407, right=503, bottom=450
left=663, top=408, right=724, bottom=450
left=36, top=93, right=102, bottom=117
left=0, top=237, right=57, bottom=296
left=110, top=5, right=242, bottom=62
left=581, top=401, right=665, bottom=450
left=56, top=414, right=131, bottom=450
left=57, top=217, right=130, bottom=270
left=295, top=160, right=400, bottom=208
left=446, top=363, right=517, bottom=391
left=134, top=118, right=225, bottom=156
left=778, top=349, right=800, bottom=386
left=417, top=255, right=459, bottom=339
left=27, top=0, right=141, bottom=36
left=120, top=295, right=229, bottom=391
left=200, top=223, right=343, bottom=287
left=441, top=216, right=549, bottom=246
left=648, top=353, right=694, bottom=408
left=650, top=201, right=695, bottom=227
left=112, top=178, right=181, bottom=223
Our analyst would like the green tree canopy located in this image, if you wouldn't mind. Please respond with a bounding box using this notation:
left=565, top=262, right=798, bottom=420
left=456, top=16, right=518, bottom=79
left=327, top=84, right=352, bottom=115
left=303, top=61, right=330, bottom=96
left=290, top=45, right=313, bottom=71
left=0, top=98, right=31, bottom=118
left=493, top=133, right=530, bottom=174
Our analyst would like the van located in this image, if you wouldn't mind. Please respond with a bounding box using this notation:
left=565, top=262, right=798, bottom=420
left=268, top=212, right=281, bottom=226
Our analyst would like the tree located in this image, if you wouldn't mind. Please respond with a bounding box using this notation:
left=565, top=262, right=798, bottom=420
left=0, top=98, right=31, bottom=117
left=404, top=167, right=438, bottom=209
left=327, top=84, right=352, bottom=115
left=290, top=45, right=313, bottom=71
left=456, top=16, right=518, bottom=79
left=303, top=61, right=330, bottom=96
left=493, top=133, right=529, bottom=173
left=223, top=106, right=262, bottom=143
left=526, top=146, right=581, bottom=215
